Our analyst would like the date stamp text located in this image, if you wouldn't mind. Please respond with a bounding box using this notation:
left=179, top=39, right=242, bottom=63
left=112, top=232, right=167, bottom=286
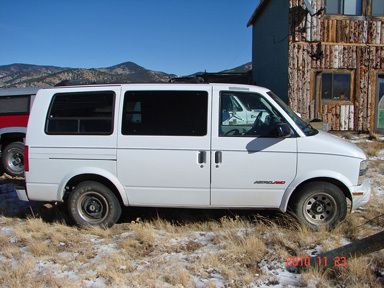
left=285, top=256, right=347, bottom=268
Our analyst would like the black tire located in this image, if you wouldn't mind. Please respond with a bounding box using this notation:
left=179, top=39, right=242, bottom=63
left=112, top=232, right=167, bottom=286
left=291, top=181, right=347, bottom=229
left=67, top=181, right=122, bottom=227
left=2, top=142, right=25, bottom=177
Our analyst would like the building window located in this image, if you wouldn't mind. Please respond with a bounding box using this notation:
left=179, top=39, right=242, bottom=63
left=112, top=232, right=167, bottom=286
left=326, top=0, right=384, bottom=17
left=321, top=72, right=352, bottom=101
left=46, top=91, right=115, bottom=135
left=122, top=91, right=208, bottom=136
left=372, top=0, right=384, bottom=16
left=326, top=0, right=362, bottom=16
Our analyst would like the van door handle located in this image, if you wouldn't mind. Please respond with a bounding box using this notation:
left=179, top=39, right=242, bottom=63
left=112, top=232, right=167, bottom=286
left=198, top=151, right=206, bottom=164
left=215, top=151, right=222, bottom=164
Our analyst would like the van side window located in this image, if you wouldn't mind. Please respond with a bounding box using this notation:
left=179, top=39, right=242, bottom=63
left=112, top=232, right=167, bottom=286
left=122, top=91, right=208, bottom=136
left=220, top=91, right=288, bottom=137
left=46, top=91, right=115, bottom=135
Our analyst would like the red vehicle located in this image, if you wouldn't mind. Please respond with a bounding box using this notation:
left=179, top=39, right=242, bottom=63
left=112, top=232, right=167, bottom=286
left=0, top=87, right=39, bottom=176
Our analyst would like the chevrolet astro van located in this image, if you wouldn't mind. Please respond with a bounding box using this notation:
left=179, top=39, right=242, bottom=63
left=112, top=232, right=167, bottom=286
left=18, top=83, right=371, bottom=228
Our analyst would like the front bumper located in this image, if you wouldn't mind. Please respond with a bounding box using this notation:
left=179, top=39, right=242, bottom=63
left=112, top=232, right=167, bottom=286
left=350, top=178, right=371, bottom=210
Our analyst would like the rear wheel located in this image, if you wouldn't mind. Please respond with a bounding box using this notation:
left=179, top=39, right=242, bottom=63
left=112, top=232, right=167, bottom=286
left=2, top=142, right=25, bottom=177
left=67, top=181, right=122, bottom=227
left=291, top=181, right=347, bottom=229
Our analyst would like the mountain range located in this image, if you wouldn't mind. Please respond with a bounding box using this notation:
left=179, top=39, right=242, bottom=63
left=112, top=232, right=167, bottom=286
left=0, top=62, right=252, bottom=88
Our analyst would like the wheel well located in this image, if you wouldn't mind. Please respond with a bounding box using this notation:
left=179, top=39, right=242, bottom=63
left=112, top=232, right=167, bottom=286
left=288, top=177, right=352, bottom=208
left=63, top=174, right=124, bottom=205
left=1, top=133, right=25, bottom=150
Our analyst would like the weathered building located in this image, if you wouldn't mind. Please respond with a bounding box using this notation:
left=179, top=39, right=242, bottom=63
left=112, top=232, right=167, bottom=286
left=248, top=0, right=384, bottom=132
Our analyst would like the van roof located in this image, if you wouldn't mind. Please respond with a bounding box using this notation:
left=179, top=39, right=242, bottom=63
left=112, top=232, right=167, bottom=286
left=0, top=87, right=40, bottom=97
left=42, top=82, right=270, bottom=92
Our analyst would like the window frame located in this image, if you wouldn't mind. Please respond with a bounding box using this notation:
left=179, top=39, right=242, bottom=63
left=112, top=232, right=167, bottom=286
left=121, top=90, right=209, bottom=137
left=0, top=95, right=31, bottom=116
left=45, top=91, right=116, bottom=135
left=325, top=0, right=363, bottom=16
left=371, top=0, right=384, bottom=17
left=374, top=73, right=384, bottom=133
left=324, top=0, right=384, bottom=18
left=315, top=70, right=355, bottom=104
left=218, top=91, right=292, bottom=138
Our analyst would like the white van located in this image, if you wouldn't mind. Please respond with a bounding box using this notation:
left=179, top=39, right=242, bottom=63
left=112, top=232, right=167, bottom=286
left=18, top=83, right=371, bottom=228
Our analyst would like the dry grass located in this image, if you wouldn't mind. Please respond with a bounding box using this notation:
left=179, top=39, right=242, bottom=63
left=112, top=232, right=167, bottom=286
left=0, top=256, right=80, bottom=288
left=93, top=252, right=135, bottom=286
left=0, top=206, right=383, bottom=287
left=299, top=252, right=384, bottom=287
left=163, top=266, right=194, bottom=287
left=331, top=257, right=383, bottom=287
left=355, top=141, right=384, bottom=157
left=300, top=268, right=332, bottom=287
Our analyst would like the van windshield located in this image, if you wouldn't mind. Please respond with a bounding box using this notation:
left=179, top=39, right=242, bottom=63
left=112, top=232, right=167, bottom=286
left=267, top=91, right=318, bottom=136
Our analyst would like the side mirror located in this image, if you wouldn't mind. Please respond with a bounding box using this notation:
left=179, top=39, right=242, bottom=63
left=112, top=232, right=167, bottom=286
left=276, top=123, right=292, bottom=138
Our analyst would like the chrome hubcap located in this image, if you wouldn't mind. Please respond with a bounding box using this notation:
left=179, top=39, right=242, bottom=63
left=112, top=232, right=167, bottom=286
left=303, top=193, right=337, bottom=225
left=78, top=192, right=109, bottom=224
left=6, top=149, right=24, bottom=173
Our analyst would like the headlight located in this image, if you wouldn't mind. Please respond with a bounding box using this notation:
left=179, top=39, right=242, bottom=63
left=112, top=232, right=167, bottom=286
left=358, top=160, right=368, bottom=185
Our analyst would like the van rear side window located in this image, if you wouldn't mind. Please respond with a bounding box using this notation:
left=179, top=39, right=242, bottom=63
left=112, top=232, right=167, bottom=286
left=45, top=91, right=115, bottom=135
left=122, top=91, right=208, bottom=136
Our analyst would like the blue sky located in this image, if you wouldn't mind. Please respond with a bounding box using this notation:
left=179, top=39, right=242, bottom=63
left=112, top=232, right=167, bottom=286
left=0, top=1, right=259, bottom=75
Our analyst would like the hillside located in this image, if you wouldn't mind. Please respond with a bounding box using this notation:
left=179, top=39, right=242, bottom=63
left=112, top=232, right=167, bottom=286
left=221, top=62, right=252, bottom=73
left=0, top=62, right=252, bottom=88
left=0, top=62, right=176, bottom=88
left=0, top=64, right=64, bottom=87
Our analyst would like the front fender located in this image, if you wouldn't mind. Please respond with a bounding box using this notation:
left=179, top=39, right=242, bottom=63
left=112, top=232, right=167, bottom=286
left=57, top=167, right=129, bottom=205
left=279, top=169, right=353, bottom=212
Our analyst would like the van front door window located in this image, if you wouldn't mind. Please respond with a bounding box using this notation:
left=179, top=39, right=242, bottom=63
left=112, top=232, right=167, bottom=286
left=219, top=92, right=287, bottom=138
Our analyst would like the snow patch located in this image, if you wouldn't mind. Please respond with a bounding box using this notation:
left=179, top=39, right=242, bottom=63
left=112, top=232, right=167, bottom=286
left=1, top=226, right=13, bottom=235
left=258, top=259, right=301, bottom=287
left=377, top=187, right=384, bottom=196
left=369, top=149, right=384, bottom=160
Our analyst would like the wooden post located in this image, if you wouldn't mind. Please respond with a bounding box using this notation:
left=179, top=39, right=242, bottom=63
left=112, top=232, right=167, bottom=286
left=287, top=231, right=384, bottom=272
left=310, top=230, right=384, bottom=269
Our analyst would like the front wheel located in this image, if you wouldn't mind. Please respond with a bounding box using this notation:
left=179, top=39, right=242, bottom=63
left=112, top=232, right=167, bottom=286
left=67, top=181, right=122, bottom=227
left=291, top=182, right=347, bottom=229
left=2, top=142, right=25, bottom=177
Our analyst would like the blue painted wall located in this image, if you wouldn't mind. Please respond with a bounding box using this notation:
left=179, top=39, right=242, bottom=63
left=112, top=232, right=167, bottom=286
left=251, top=0, right=289, bottom=103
